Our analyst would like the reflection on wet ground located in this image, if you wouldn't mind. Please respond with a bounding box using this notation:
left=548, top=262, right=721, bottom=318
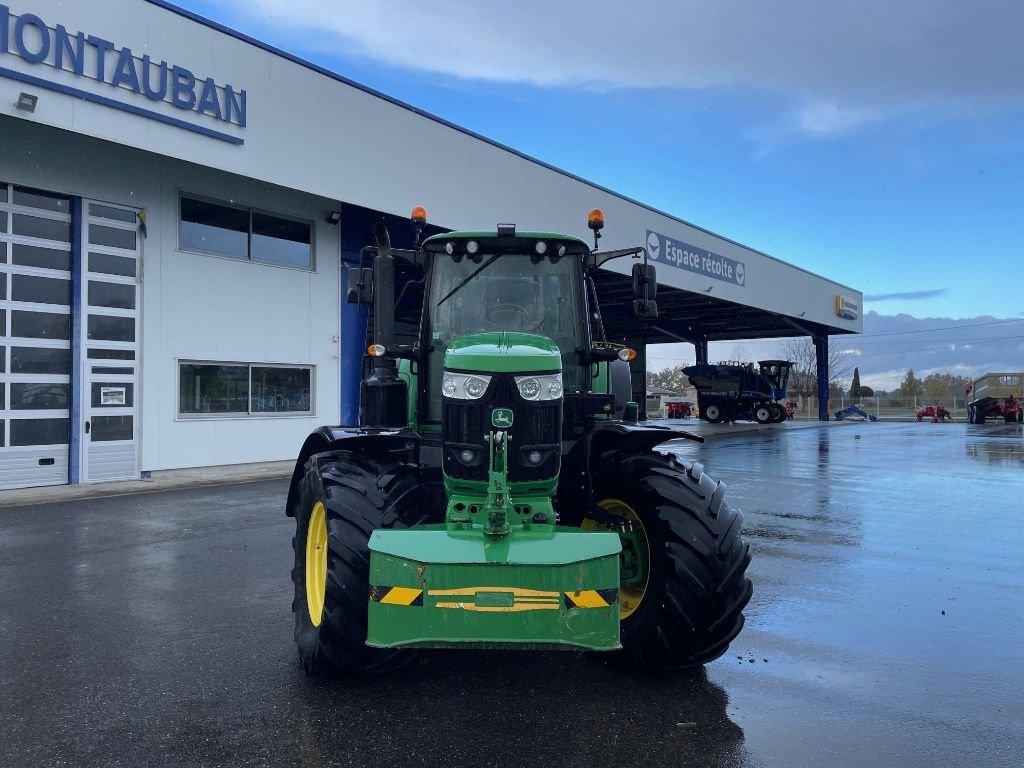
left=0, top=422, right=1021, bottom=767
left=664, top=421, right=1024, bottom=767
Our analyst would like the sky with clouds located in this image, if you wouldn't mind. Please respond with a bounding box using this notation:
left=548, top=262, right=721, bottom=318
left=181, top=0, right=1024, bottom=386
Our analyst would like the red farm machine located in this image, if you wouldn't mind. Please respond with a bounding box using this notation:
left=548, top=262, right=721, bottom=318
left=966, top=373, right=1023, bottom=424
left=682, top=360, right=793, bottom=424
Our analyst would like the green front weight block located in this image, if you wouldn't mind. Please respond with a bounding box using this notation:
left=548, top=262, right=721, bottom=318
left=367, top=526, right=622, bottom=651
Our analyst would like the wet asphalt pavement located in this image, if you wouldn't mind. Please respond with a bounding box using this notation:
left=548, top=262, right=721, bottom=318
left=1, top=422, right=1022, bottom=767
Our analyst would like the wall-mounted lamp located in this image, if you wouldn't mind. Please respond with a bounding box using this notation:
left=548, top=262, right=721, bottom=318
left=15, top=92, right=38, bottom=113
left=326, top=210, right=341, bottom=225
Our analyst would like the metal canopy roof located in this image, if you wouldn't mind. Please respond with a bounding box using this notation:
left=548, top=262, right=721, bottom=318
left=591, top=269, right=850, bottom=345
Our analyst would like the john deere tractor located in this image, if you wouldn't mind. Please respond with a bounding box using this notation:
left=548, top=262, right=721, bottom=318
left=285, top=208, right=752, bottom=673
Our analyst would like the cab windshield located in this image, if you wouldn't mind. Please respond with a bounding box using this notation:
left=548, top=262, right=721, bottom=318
left=426, top=251, right=585, bottom=419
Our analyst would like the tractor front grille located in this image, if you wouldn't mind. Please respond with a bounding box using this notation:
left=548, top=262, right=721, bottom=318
left=442, top=374, right=561, bottom=483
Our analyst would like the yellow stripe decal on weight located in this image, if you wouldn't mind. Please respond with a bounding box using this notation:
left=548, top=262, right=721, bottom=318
left=565, top=590, right=610, bottom=609
left=428, top=587, right=559, bottom=598
left=434, top=602, right=559, bottom=613
left=379, top=587, right=423, bottom=605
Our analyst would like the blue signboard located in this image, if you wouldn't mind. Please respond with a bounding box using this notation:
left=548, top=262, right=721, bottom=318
left=645, top=230, right=746, bottom=287
left=0, top=3, right=245, bottom=145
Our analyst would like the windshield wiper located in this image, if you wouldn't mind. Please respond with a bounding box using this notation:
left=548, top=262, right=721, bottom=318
left=436, top=253, right=502, bottom=307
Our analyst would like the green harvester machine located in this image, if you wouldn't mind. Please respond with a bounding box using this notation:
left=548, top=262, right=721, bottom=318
left=285, top=208, right=752, bottom=673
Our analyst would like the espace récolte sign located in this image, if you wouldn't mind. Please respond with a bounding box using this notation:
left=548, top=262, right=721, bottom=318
left=0, top=3, right=246, bottom=144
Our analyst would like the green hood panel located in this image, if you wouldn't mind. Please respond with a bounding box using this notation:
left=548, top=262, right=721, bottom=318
left=444, top=332, right=562, bottom=374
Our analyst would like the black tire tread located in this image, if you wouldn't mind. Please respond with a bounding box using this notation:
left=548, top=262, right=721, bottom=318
left=291, top=450, right=424, bottom=676
left=594, top=451, right=752, bottom=670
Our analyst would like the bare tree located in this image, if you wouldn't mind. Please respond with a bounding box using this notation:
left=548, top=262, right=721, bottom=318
left=647, top=367, right=691, bottom=393
left=779, top=338, right=852, bottom=397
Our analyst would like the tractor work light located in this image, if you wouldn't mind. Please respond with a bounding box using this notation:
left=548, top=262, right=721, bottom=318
left=466, top=240, right=480, bottom=255
left=534, top=240, right=547, bottom=255
left=411, top=206, right=428, bottom=226
left=368, top=344, right=387, bottom=357
left=444, top=241, right=454, bottom=255
left=514, top=373, right=562, bottom=401
left=527, top=450, right=543, bottom=465
left=618, top=347, right=637, bottom=362
left=442, top=372, right=492, bottom=400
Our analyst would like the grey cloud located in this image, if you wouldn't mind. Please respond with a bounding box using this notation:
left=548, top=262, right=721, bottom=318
left=865, top=289, right=948, bottom=302
left=229, top=0, right=1024, bottom=136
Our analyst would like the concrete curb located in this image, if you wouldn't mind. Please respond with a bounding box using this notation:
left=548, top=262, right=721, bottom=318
left=0, top=460, right=293, bottom=509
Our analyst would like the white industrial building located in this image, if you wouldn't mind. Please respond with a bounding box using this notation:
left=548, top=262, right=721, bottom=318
left=0, top=0, right=862, bottom=491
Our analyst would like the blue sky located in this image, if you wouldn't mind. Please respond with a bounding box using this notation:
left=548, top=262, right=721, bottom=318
left=177, top=0, right=1024, bottom=387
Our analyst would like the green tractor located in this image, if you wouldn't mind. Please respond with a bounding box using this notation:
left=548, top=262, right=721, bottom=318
left=285, top=208, right=752, bottom=673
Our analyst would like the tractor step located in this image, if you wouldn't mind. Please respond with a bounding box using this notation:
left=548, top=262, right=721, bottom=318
left=367, top=527, right=622, bottom=651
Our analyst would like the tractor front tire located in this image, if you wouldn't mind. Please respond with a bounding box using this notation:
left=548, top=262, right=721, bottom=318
left=291, top=452, right=423, bottom=675
left=580, top=452, right=752, bottom=670
left=753, top=403, right=773, bottom=424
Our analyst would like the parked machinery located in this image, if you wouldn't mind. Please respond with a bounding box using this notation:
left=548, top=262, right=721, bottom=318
left=966, top=373, right=1023, bottom=424
left=834, top=405, right=878, bottom=422
left=916, top=405, right=951, bottom=422
left=683, top=360, right=793, bottom=424
left=284, top=209, right=752, bottom=675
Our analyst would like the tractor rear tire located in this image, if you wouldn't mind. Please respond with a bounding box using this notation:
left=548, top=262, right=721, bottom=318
left=703, top=403, right=724, bottom=423
left=753, top=404, right=773, bottom=424
left=768, top=403, right=785, bottom=423
left=580, top=452, right=752, bottom=670
left=291, top=451, right=424, bottom=675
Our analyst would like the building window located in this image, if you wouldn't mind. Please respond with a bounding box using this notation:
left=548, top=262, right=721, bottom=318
left=179, top=194, right=313, bottom=269
left=179, top=361, right=313, bottom=417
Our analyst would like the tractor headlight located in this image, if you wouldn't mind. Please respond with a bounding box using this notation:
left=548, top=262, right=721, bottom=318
left=442, top=372, right=492, bottom=400
left=515, top=373, right=562, bottom=401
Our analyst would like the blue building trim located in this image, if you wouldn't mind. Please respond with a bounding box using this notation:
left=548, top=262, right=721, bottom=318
left=0, top=66, right=244, bottom=145
left=814, top=334, right=830, bottom=421
left=68, top=196, right=84, bottom=484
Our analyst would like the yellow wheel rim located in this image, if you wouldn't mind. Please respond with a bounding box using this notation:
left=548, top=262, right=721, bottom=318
left=581, top=499, right=649, bottom=620
left=305, top=501, right=328, bottom=627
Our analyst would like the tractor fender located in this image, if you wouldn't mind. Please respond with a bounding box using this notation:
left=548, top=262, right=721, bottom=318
left=285, top=426, right=421, bottom=516
left=558, top=421, right=702, bottom=507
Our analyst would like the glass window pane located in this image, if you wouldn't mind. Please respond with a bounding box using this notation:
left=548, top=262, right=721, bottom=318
left=12, top=275, right=71, bottom=306
left=0, top=419, right=4, bottom=447
left=11, top=417, right=69, bottom=446
left=12, top=214, right=71, bottom=242
left=0, top=184, right=7, bottom=202
left=89, top=203, right=137, bottom=223
left=91, top=415, right=133, bottom=442
left=11, top=347, right=70, bottom=374
left=0, top=211, right=7, bottom=232
left=92, top=383, right=134, bottom=408
left=12, top=243, right=71, bottom=271
left=12, top=311, right=70, bottom=340
left=251, top=366, right=312, bottom=412
left=11, top=382, right=70, bottom=410
left=1, top=241, right=7, bottom=262
left=87, top=315, right=135, bottom=342
left=87, top=348, right=135, bottom=360
left=0, top=346, right=5, bottom=371
left=88, top=224, right=136, bottom=250
left=88, top=252, right=136, bottom=277
left=13, top=186, right=70, bottom=213
left=179, top=363, right=249, bottom=414
left=180, top=197, right=249, bottom=258
left=0, top=309, right=5, bottom=336
left=0, top=384, right=4, bottom=409
left=87, top=281, right=135, bottom=309
left=251, top=213, right=312, bottom=268
left=0, top=272, right=6, bottom=298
